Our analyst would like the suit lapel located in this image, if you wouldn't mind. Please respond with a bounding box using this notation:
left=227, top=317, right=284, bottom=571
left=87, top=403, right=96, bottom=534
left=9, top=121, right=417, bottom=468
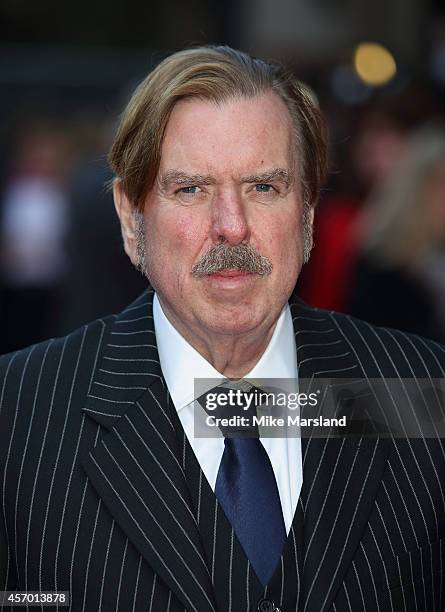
left=80, top=288, right=216, bottom=612
left=289, top=298, right=390, bottom=612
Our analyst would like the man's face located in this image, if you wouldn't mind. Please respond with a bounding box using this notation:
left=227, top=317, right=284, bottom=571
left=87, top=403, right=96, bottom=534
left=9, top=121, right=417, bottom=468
left=121, top=92, right=310, bottom=339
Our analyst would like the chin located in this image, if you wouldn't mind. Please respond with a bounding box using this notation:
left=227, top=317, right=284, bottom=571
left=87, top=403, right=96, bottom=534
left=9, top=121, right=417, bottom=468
left=202, top=306, right=267, bottom=336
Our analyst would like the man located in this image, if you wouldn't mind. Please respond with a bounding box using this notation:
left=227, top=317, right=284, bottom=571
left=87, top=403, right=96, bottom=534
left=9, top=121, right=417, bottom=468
left=0, top=46, right=444, bottom=612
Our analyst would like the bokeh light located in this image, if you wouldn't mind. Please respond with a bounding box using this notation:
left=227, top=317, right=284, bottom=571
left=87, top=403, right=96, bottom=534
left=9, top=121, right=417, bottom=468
left=354, top=42, right=397, bottom=86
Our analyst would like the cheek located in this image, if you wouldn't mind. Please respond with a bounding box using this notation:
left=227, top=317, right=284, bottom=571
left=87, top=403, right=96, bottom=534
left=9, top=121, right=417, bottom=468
left=265, top=215, right=304, bottom=291
left=264, top=214, right=301, bottom=258
left=151, top=211, right=207, bottom=266
left=174, top=216, right=203, bottom=246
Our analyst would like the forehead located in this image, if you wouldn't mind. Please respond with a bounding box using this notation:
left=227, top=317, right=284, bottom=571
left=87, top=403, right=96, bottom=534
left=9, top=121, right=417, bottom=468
left=159, top=91, right=296, bottom=176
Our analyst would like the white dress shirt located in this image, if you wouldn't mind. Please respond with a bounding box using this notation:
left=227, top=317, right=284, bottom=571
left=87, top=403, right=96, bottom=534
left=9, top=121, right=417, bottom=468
left=153, top=292, right=302, bottom=533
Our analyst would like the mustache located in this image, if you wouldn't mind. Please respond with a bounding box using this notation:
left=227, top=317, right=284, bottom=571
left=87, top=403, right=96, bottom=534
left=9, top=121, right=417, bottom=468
left=191, top=243, right=273, bottom=277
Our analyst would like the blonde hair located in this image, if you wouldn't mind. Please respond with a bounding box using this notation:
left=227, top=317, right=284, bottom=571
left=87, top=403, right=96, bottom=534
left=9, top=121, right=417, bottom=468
left=108, top=45, right=328, bottom=211
left=360, top=126, right=445, bottom=271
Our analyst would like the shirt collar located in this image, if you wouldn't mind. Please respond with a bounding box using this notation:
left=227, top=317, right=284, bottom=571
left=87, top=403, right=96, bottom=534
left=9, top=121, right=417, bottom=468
left=153, top=292, right=297, bottom=411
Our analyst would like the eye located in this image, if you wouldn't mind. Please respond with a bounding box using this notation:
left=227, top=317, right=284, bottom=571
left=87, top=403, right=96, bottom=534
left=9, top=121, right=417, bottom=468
left=255, top=184, right=275, bottom=193
left=177, top=185, right=201, bottom=194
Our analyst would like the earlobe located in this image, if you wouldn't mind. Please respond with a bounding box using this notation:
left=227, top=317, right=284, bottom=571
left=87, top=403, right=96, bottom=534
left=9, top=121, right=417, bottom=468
left=113, top=179, right=139, bottom=264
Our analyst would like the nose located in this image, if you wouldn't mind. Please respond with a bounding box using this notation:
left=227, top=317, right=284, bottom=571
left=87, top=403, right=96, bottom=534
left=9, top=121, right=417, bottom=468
left=209, top=188, right=250, bottom=245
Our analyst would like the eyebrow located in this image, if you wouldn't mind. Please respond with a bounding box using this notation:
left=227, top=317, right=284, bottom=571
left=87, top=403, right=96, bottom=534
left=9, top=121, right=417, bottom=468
left=159, top=167, right=294, bottom=190
left=240, top=168, right=294, bottom=186
left=159, top=170, right=216, bottom=190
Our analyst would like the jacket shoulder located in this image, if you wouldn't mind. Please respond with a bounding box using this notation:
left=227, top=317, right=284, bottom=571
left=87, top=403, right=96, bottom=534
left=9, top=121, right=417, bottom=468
left=333, top=309, right=445, bottom=377
left=0, top=315, right=116, bottom=457
left=298, top=300, right=445, bottom=377
left=0, top=314, right=115, bottom=380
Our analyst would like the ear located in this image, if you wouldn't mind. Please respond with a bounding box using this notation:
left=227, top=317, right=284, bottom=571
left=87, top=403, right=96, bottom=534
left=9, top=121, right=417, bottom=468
left=113, top=179, right=141, bottom=267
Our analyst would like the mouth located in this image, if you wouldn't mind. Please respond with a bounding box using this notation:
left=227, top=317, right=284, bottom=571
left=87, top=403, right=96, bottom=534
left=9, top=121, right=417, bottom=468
left=204, top=268, right=256, bottom=289
left=208, top=269, right=253, bottom=278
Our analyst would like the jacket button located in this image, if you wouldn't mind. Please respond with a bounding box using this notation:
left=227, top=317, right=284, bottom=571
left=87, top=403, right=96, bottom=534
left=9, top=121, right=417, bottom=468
left=257, top=598, right=280, bottom=612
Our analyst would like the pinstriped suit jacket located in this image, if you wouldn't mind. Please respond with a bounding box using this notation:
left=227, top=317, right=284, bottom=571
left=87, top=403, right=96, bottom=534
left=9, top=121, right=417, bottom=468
left=0, top=287, right=444, bottom=612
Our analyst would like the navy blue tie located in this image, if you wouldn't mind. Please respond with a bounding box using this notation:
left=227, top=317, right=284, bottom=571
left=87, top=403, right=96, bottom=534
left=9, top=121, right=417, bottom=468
left=214, top=403, right=286, bottom=586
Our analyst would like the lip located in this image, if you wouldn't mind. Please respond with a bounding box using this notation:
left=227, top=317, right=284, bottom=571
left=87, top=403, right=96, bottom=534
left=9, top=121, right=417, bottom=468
left=205, top=269, right=255, bottom=288
left=209, top=269, right=253, bottom=278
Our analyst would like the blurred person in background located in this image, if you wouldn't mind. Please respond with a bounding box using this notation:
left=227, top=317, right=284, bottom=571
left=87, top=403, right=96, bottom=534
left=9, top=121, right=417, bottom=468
left=60, top=114, right=146, bottom=332
left=0, top=121, right=71, bottom=352
left=298, top=106, right=409, bottom=311
left=346, top=125, right=445, bottom=343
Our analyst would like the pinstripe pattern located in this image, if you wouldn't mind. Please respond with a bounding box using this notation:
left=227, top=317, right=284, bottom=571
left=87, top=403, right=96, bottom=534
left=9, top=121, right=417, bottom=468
left=0, top=287, right=444, bottom=611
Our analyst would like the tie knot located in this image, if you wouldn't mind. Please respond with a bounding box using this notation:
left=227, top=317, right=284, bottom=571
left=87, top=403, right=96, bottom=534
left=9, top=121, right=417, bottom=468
left=218, top=378, right=254, bottom=392
left=197, top=379, right=260, bottom=438
left=223, top=435, right=262, bottom=452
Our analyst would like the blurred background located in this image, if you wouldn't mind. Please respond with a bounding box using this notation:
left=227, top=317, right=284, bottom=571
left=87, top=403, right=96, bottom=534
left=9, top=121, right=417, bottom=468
left=1, top=0, right=445, bottom=352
